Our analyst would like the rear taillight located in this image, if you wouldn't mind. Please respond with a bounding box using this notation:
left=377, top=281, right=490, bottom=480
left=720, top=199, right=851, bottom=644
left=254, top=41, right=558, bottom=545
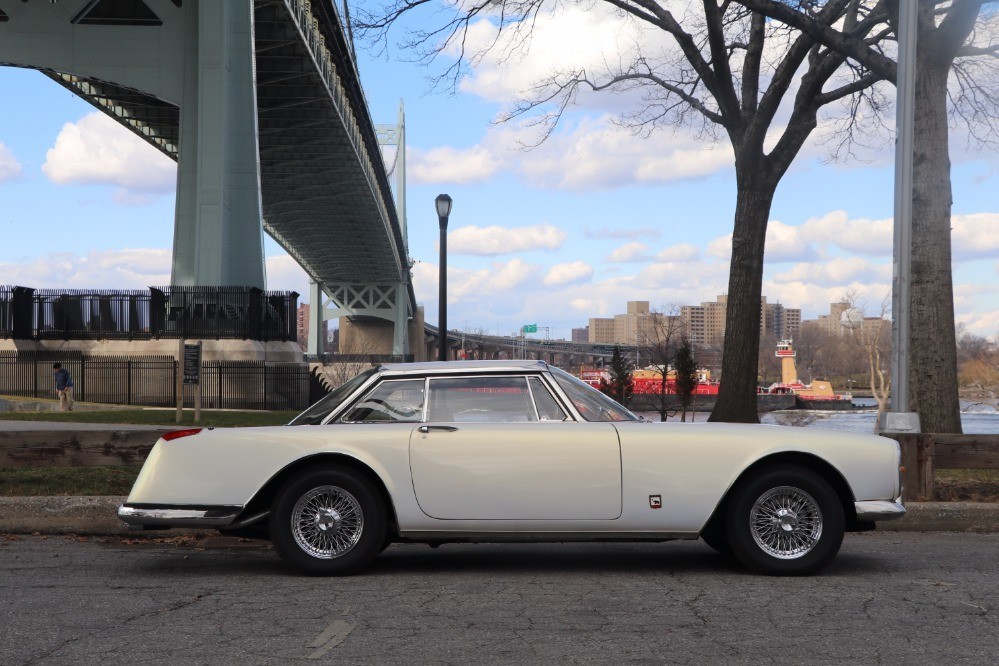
left=162, top=428, right=203, bottom=441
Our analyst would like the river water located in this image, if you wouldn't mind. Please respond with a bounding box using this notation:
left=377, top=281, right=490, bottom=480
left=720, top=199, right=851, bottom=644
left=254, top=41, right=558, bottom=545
left=640, top=399, right=999, bottom=434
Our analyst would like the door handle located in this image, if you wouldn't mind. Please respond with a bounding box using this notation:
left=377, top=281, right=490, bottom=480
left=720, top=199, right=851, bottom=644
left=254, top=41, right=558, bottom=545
left=418, top=425, right=458, bottom=433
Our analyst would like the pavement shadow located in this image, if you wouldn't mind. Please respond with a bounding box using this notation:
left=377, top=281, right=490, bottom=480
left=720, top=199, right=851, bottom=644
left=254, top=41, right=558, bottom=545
left=367, top=541, right=742, bottom=576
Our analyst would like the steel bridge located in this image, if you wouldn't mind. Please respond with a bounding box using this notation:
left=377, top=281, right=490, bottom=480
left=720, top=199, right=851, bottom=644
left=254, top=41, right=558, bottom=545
left=0, top=0, right=413, bottom=354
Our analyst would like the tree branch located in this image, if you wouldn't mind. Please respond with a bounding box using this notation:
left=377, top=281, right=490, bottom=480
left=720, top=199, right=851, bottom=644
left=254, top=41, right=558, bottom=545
left=733, top=0, right=897, bottom=80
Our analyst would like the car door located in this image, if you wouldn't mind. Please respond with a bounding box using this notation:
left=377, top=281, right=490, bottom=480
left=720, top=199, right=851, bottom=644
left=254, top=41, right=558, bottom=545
left=409, top=374, right=622, bottom=520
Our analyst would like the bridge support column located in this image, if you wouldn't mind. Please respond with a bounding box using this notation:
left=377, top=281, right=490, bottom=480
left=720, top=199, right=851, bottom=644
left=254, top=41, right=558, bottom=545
left=307, top=280, right=325, bottom=356
left=171, top=0, right=265, bottom=288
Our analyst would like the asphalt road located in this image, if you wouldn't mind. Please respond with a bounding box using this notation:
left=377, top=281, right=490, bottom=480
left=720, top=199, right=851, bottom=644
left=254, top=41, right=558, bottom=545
left=2, top=532, right=996, bottom=665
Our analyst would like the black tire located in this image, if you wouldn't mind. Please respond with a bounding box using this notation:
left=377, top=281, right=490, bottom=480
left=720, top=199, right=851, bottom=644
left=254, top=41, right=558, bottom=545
left=270, top=467, right=387, bottom=576
left=700, top=521, right=732, bottom=556
left=725, top=464, right=844, bottom=576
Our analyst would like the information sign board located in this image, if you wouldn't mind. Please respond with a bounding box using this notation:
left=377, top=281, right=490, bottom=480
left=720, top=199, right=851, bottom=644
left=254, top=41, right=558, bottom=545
left=183, top=343, right=201, bottom=385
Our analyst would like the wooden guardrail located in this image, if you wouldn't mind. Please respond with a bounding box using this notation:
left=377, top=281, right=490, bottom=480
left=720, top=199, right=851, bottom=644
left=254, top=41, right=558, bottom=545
left=889, top=434, right=999, bottom=502
left=0, top=429, right=169, bottom=468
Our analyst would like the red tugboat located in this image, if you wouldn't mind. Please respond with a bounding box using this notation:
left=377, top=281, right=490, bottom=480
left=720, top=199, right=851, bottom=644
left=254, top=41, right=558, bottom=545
left=765, top=340, right=853, bottom=410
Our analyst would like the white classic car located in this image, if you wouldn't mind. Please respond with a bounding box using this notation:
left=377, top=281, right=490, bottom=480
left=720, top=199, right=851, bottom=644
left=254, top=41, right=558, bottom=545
left=119, top=360, right=905, bottom=575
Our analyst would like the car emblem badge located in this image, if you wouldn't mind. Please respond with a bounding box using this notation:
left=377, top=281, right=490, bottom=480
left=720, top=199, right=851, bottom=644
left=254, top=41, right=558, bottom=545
left=649, top=495, right=662, bottom=509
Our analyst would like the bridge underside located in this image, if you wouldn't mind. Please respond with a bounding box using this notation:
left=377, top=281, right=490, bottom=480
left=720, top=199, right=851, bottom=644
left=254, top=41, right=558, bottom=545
left=0, top=0, right=413, bottom=353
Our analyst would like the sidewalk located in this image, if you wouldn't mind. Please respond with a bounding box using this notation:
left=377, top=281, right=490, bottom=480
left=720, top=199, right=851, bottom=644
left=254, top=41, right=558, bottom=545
left=1, top=496, right=997, bottom=535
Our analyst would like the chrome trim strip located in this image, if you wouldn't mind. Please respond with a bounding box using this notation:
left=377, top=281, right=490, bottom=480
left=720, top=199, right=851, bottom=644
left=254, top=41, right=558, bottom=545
left=398, top=530, right=699, bottom=542
left=855, top=500, right=907, bottom=521
left=117, top=505, right=241, bottom=528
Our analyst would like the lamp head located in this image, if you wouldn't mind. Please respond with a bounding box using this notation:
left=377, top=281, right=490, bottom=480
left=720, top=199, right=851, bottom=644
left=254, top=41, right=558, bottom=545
left=435, top=193, right=453, bottom=225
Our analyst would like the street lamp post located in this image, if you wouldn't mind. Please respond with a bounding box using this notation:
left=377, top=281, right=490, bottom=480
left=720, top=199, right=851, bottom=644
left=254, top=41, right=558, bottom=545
left=436, top=194, right=452, bottom=362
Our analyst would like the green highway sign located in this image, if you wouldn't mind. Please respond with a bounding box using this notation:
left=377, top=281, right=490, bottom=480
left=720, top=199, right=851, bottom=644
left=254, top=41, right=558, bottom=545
left=522, top=324, right=538, bottom=333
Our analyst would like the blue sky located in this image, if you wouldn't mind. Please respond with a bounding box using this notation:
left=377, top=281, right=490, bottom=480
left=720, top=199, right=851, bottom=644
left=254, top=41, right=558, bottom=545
left=1, top=3, right=997, bottom=340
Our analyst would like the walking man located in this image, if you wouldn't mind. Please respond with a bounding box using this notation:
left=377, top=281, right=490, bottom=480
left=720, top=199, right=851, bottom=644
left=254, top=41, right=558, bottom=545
left=53, top=363, right=74, bottom=411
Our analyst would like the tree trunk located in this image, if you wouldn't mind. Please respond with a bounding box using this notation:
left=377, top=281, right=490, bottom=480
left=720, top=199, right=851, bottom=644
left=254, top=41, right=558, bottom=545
left=908, top=43, right=962, bottom=434
left=709, top=167, right=776, bottom=423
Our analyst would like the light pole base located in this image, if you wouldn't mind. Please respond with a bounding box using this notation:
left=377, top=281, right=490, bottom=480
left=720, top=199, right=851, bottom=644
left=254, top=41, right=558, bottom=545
left=878, top=411, right=921, bottom=434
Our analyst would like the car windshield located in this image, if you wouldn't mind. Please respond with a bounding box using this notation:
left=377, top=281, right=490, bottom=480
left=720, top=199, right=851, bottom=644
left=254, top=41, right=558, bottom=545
left=549, top=366, right=640, bottom=422
left=288, top=368, right=378, bottom=425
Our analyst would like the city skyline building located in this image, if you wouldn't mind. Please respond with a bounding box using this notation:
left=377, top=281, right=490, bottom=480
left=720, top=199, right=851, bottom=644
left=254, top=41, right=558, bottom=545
left=588, top=297, right=802, bottom=347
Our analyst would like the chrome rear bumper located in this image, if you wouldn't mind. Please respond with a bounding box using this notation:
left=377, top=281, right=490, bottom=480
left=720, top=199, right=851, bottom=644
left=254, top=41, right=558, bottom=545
left=118, top=504, right=242, bottom=528
left=854, top=500, right=906, bottom=522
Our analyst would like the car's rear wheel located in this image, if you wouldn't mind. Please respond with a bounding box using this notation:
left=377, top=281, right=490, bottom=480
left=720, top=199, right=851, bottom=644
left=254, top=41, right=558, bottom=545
left=270, top=467, right=386, bottom=575
left=725, top=464, right=844, bottom=576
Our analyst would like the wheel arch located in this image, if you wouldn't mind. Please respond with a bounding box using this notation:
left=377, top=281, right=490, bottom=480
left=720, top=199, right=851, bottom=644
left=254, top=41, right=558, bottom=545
left=235, top=453, right=400, bottom=538
left=702, top=451, right=863, bottom=536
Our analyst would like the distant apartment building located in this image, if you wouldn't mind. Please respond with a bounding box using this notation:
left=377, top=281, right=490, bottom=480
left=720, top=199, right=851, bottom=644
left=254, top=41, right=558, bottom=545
left=296, top=303, right=329, bottom=352
left=588, top=301, right=660, bottom=344
left=571, top=326, right=589, bottom=343
left=588, top=317, right=617, bottom=344
left=802, top=302, right=851, bottom=336
left=586, top=296, right=801, bottom=347
left=762, top=297, right=802, bottom=341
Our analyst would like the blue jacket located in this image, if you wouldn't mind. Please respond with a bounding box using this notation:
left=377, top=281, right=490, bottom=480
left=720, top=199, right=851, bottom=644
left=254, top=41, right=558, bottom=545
left=54, top=368, right=73, bottom=390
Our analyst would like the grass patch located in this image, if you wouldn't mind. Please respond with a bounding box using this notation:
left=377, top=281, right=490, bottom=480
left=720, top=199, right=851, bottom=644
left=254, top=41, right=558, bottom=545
left=0, top=466, right=141, bottom=496
left=934, top=468, right=999, bottom=502
left=0, top=409, right=300, bottom=428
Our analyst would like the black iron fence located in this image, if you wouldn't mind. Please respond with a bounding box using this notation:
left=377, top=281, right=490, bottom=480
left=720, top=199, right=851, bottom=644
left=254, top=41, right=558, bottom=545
left=0, top=286, right=298, bottom=342
left=0, top=351, right=310, bottom=410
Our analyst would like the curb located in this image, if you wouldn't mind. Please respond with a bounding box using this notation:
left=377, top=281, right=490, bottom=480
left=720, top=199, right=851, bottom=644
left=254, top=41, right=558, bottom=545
left=1, top=497, right=997, bottom=536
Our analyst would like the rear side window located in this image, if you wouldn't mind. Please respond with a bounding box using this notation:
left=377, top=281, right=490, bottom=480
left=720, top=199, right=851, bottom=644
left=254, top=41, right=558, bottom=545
left=341, top=379, right=425, bottom=423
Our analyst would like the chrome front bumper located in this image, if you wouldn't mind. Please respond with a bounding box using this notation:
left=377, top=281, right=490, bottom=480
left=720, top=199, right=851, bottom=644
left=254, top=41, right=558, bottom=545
left=854, top=500, right=907, bottom=522
left=118, top=504, right=242, bottom=529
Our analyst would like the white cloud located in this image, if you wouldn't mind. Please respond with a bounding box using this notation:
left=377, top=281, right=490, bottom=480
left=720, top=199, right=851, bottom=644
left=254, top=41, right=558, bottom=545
left=266, top=254, right=310, bottom=297
left=42, top=112, right=175, bottom=195
left=798, top=211, right=892, bottom=257
left=0, top=249, right=171, bottom=289
left=0, top=142, right=23, bottom=182
left=543, top=261, right=593, bottom=287
left=655, top=243, right=700, bottom=262
left=605, top=242, right=651, bottom=263
left=494, top=117, right=735, bottom=190
left=448, top=223, right=566, bottom=255
left=771, top=258, right=891, bottom=286
left=952, top=213, right=999, bottom=261
left=412, top=258, right=540, bottom=305
left=409, top=145, right=500, bottom=184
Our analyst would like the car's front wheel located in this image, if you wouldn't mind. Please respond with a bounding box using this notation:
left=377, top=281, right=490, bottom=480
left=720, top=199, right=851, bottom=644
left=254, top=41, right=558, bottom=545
left=725, top=464, right=844, bottom=576
left=270, top=467, right=386, bottom=575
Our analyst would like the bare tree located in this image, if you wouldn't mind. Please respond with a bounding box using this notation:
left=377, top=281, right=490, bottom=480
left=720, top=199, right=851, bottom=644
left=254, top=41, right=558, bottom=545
left=793, top=324, right=831, bottom=383
left=842, top=291, right=893, bottom=430
left=732, top=0, right=999, bottom=433
left=315, top=331, right=381, bottom=390
left=640, top=304, right=684, bottom=421
left=357, top=1, right=893, bottom=423
left=758, top=332, right=782, bottom=386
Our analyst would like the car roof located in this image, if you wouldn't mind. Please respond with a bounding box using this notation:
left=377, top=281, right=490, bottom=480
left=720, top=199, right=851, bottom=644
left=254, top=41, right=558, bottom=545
left=378, top=359, right=551, bottom=375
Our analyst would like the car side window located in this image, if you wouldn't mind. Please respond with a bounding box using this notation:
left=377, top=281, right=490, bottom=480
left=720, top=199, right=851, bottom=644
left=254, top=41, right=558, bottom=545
left=427, top=376, right=537, bottom=423
left=341, top=379, right=425, bottom=423
left=529, top=377, right=568, bottom=421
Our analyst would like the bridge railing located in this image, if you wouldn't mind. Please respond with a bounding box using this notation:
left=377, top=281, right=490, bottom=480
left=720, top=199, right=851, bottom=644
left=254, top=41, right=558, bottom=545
left=284, top=0, right=407, bottom=264
left=0, top=286, right=298, bottom=342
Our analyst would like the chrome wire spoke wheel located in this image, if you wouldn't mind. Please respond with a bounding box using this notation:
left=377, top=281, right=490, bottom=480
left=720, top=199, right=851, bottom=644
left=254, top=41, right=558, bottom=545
left=749, top=485, right=823, bottom=560
left=292, top=485, right=364, bottom=559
